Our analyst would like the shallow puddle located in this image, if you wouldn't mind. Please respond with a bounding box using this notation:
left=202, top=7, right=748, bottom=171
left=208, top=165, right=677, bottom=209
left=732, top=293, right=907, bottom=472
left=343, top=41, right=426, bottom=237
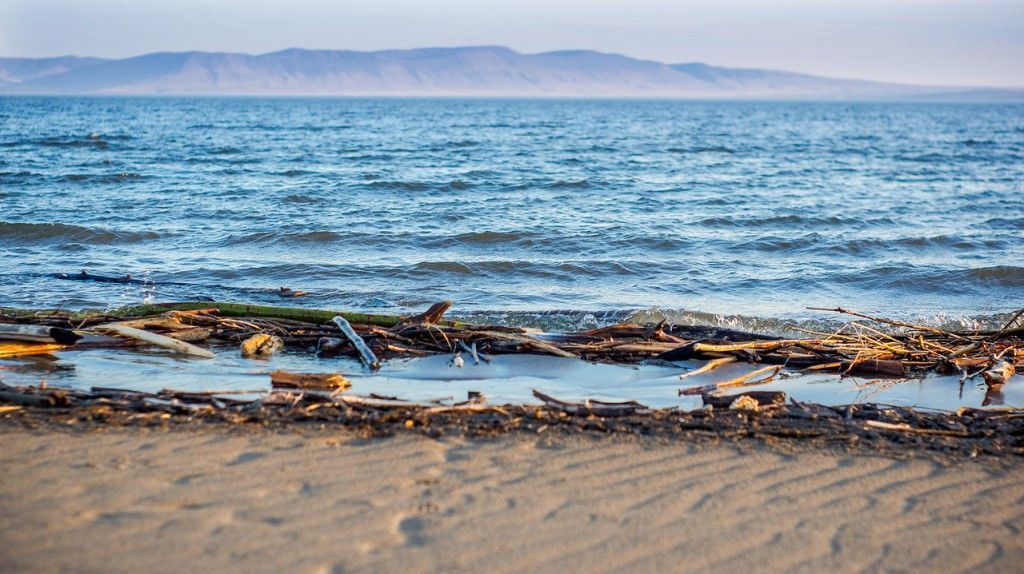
left=1, top=346, right=1019, bottom=411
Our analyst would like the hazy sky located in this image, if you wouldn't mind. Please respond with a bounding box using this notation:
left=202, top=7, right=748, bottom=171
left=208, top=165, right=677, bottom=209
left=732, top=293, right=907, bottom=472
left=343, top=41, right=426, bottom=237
left=2, top=0, right=1023, bottom=87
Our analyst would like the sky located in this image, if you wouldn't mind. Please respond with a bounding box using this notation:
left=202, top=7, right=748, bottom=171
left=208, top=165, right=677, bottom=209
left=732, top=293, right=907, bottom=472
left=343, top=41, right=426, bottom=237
left=2, top=0, right=1022, bottom=87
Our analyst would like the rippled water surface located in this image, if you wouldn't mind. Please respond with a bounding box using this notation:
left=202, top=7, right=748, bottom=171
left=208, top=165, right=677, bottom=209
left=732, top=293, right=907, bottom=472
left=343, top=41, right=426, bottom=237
left=2, top=97, right=1022, bottom=330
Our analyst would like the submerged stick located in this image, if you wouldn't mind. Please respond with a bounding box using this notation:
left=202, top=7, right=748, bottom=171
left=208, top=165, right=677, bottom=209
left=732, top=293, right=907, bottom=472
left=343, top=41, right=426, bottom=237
left=94, top=324, right=215, bottom=359
left=680, top=365, right=781, bottom=396
left=678, top=357, right=737, bottom=380
left=332, top=316, right=380, bottom=369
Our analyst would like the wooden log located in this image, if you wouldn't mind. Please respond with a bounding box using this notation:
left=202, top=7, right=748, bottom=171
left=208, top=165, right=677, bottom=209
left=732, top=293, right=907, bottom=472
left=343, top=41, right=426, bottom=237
left=333, top=316, right=380, bottom=369
left=104, top=302, right=463, bottom=328
left=701, top=391, right=786, bottom=408
left=532, top=389, right=645, bottom=416
left=270, top=370, right=351, bottom=391
left=93, top=324, right=215, bottom=359
left=0, top=390, right=57, bottom=407
left=0, top=324, right=82, bottom=345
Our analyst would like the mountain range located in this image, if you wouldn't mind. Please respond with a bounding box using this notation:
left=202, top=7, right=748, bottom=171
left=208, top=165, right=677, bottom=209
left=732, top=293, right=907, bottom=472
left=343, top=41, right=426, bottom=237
left=1, top=46, right=1021, bottom=100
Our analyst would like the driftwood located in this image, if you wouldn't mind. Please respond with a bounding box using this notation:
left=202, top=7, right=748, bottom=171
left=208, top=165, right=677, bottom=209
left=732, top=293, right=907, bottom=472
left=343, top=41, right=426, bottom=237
left=700, top=391, right=787, bottom=409
left=333, top=316, right=380, bottom=369
left=270, top=370, right=350, bottom=390
left=0, top=324, right=81, bottom=345
left=93, top=324, right=215, bottom=359
left=532, top=389, right=647, bottom=417
left=2, top=301, right=1021, bottom=408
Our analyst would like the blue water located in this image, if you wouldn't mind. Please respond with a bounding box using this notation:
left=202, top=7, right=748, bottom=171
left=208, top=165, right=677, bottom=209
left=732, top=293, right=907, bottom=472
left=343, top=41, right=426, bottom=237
left=2, top=97, right=1022, bottom=332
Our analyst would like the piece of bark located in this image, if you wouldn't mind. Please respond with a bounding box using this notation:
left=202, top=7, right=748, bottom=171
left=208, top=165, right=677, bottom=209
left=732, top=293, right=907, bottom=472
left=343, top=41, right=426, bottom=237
left=393, top=301, right=453, bottom=329
left=270, top=370, right=351, bottom=391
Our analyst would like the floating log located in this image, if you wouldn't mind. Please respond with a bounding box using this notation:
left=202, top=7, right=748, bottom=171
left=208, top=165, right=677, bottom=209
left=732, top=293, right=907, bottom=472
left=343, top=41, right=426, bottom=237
left=55, top=270, right=153, bottom=285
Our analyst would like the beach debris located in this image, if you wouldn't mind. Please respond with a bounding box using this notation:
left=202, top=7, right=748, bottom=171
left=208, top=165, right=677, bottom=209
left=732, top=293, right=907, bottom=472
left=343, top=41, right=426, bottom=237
left=332, top=316, right=380, bottom=369
left=458, top=340, right=488, bottom=364
left=701, top=391, right=786, bottom=409
left=680, top=365, right=782, bottom=396
left=270, top=370, right=351, bottom=391
left=93, top=324, right=216, bottom=359
left=3, top=300, right=1022, bottom=413
left=678, top=356, right=736, bottom=380
left=982, top=360, right=1015, bottom=387
left=532, top=389, right=647, bottom=417
left=240, top=333, right=284, bottom=357
left=393, top=300, right=453, bottom=329
left=278, top=287, right=308, bottom=298
left=166, top=327, right=213, bottom=342
left=0, top=324, right=82, bottom=345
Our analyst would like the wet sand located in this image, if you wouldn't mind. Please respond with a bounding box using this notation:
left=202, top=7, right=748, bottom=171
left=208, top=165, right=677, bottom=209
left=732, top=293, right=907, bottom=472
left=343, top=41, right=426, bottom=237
left=1, top=429, right=1022, bottom=573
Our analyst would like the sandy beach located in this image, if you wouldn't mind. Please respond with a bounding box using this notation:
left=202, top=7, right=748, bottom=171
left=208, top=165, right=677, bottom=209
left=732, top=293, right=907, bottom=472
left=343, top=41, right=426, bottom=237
left=2, top=428, right=1021, bottom=573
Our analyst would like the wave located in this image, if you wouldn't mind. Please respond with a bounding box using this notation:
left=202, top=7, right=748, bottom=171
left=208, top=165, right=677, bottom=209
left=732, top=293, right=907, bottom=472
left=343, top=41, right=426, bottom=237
left=666, top=145, right=735, bottom=154
left=544, top=179, right=592, bottom=189
left=221, top=230, right=344, bottom=246
left=0, top=222, right=161, bottom=245
left=4, top=133, right=133, bottom=149
left=366, top=180, right=431, bottom=192
left=453, top=307, right=1023, bottom=335
left=57, top=172, right=147, bottom=184
left=697, top=214, right=897, bottom=228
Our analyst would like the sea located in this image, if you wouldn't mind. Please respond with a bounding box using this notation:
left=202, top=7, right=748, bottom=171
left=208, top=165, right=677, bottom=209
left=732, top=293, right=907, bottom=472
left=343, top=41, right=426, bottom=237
left=2, top=97, right=1022, bottom=332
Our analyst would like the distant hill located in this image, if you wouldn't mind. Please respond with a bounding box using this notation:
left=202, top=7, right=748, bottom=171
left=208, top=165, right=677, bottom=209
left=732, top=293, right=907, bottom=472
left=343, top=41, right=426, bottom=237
left=1, top=46, right=1021, bottom=100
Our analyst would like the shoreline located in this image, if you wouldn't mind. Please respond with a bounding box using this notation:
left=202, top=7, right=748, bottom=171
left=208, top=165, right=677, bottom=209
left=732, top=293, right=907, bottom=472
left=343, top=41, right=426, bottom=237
left=2, top=426, right=1022, bottom=573
left=2, top=394, right=1022, bottom=459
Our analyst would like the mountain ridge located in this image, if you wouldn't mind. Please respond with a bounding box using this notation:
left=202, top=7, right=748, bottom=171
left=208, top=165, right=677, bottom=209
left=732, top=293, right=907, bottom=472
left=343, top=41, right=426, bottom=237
left=1, top=46, right=1021, bottom=100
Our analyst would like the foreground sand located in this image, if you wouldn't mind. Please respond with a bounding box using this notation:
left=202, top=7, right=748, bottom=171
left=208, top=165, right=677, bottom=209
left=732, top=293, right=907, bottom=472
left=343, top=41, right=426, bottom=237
left=1, top=429, right=1022, bottom=573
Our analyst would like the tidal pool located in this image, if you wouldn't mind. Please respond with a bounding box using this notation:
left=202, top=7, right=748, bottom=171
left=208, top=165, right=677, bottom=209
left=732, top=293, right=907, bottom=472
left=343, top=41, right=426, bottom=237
left=1, top=345, right=1018, bottom=411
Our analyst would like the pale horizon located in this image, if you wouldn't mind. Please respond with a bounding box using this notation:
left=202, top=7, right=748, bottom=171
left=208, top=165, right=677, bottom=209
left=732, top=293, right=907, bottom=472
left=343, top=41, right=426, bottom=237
left=2, top=0, right=1023, bottom=88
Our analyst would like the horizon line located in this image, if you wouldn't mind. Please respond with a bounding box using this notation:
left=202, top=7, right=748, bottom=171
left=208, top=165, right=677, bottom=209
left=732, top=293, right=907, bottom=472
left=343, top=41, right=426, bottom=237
left=5, top=45, right=1020, bottom=90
